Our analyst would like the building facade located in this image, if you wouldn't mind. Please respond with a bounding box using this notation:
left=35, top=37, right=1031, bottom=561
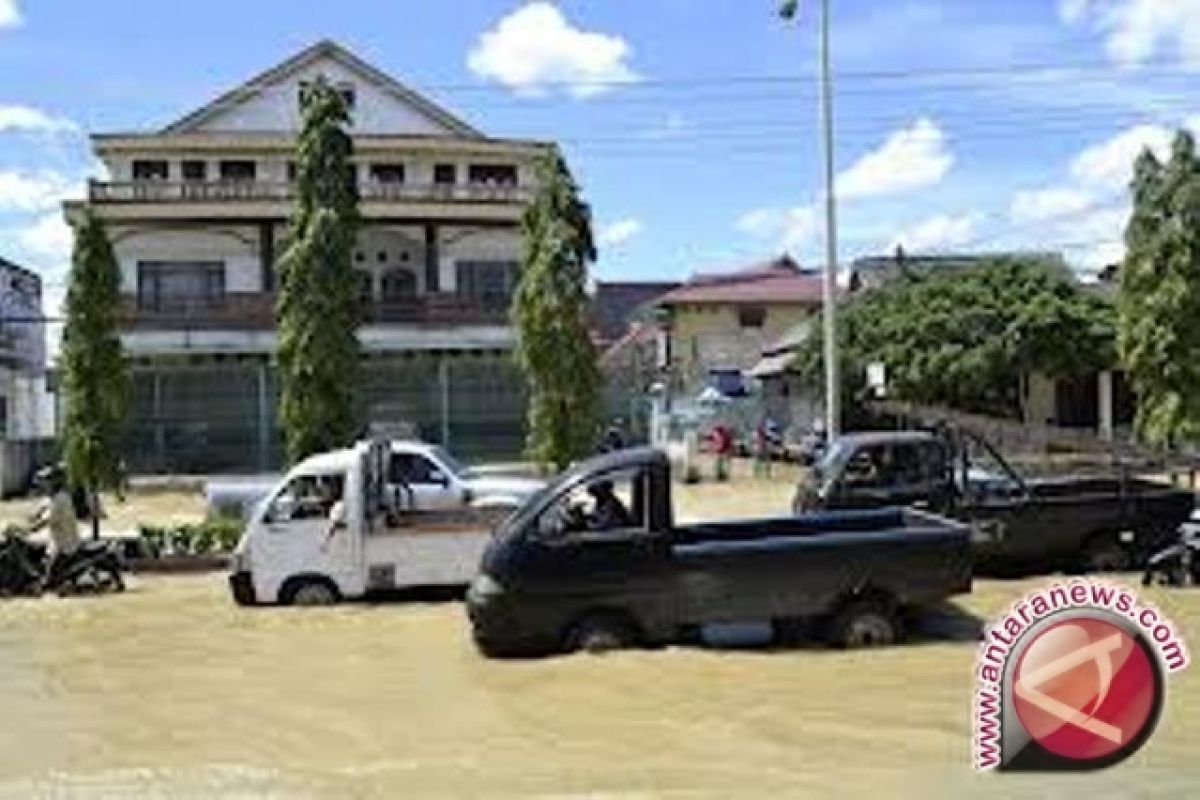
left=0, top=256, right=52, bottom=440
left=66, top=41, right=551, bottom=473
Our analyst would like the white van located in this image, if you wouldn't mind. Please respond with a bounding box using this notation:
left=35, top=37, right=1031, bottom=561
left=228, top=440, right=518, bottom=606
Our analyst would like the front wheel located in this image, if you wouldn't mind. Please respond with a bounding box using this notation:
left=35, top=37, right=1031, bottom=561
left=282, top=577, right=340, bottom=607
left=564, top=612, right=639, bottom=654
left=828, top=600, right=902, bottom=649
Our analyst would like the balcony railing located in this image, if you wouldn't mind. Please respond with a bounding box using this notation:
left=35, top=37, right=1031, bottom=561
left=90, top=179, right=532, bottom=204
left=122, top=293, right=510, bottom=331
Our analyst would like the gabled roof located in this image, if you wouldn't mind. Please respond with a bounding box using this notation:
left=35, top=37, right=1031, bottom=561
left=590, top=281, right=679, bottom=345
left=657, top=254, right=823, bottom=307
left=161, top=39, right=481, bottom=137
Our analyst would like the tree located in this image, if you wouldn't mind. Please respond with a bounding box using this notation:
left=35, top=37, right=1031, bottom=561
left=512, top=149, right=602, bottom=471
left=796, top=257, right=1116, bottom=420
left=62, top=212, right=129, bottom=539
left=277, top=77, right=361, bottom=463
left=1119, top=130, right=1200, bottom=448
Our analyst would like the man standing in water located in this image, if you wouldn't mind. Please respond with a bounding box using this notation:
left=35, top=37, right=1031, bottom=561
left=29, top=466, right=82, bottom=590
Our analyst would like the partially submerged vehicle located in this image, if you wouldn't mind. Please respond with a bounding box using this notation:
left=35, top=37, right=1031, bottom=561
left=466, top=448, right=973, bottom=657
left=792, top=428, right=1196, bottom=574
left=229, top=440, right=514, bottom=605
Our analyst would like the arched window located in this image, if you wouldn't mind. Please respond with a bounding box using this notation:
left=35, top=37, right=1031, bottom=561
left=381, top=269, right=418, bottom=301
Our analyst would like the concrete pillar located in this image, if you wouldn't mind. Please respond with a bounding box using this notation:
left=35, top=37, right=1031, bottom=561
left=424, top=223, right=440, bottom=293
left=1098, top=370, right=1114, bottom=442
left=259, top=222, right=275, bottom=292
left=256, top=361, right=271, bottom=470
left=152, top=371, right=165, bottom=472
left=438, top=355, right=450, bottom=446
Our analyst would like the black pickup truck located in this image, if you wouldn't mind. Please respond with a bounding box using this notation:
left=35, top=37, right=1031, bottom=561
left=467, top=448, right=972, bottom=657
left=792, top=428, right=1195, bottom=574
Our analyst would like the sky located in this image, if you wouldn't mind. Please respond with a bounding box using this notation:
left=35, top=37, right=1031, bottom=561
left=4, top=0, right=1200, bottom=326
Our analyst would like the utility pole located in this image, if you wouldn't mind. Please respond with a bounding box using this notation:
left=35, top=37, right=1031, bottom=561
left=817, top=0, right=841, bottom=441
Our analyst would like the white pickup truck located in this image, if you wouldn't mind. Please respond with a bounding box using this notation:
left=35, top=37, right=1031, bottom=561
left=228, top=440, right=542, bottom=605
left=207, top=440, right=543, bottom=520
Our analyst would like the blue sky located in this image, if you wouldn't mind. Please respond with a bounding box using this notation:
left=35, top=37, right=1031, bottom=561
left=3, top=0, right=1200, bottom=317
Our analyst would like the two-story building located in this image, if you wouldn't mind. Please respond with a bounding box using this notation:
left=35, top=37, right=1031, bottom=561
left=65, top=41, right=552, bottom=473
left=655, top=255, right=824, bottom=431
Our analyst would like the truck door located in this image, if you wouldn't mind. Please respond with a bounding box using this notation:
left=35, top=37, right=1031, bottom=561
left=253, top=471, right=357, bottom=600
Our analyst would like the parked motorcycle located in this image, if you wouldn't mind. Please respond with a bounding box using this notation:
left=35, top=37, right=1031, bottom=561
left=0, top=526, right=125, bottom=597
left=1142, top=521, right=1200, bottom=588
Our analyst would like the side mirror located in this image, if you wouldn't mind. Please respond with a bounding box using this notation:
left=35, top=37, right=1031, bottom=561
left=330, top=501, right=347, bottom=529
left=430, top=469, right=449, bottom=487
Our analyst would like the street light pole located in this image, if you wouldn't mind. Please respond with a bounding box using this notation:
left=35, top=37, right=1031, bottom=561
left=817, top=0, right=840, bottom=441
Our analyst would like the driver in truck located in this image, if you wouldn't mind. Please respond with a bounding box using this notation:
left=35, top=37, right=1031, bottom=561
left=587, top=480, right=631, bottom=531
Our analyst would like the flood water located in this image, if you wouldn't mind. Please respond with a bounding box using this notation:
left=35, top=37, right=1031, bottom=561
left=0, top=573, right=1197, bottom=798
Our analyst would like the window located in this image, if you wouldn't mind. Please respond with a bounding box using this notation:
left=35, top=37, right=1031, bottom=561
left=532, top=467, right=649, bottom=542
left=456, top=261, right=517, bottom=310
left=381, top=269, right=417, bottom=301
left=355, top=270, right=374, bottom=305
left=132, top=160, right=169, bottom=181
left=219, top=160, right=256, bottom=182
left=738, top=306, right=766, bottom=329
left=267, top=474, right=345, bottom=522
left=287, top=161, right=298, bottom=182
left=389, top=454, right=443, bottom=485
left=0, top=396, right=7, bottom=438
left=136, top=262, right=225, bottom=312
left=433, top=163, right=457, bottom=185
left=369, top=163, right=405, bottom=184
left=467, top=164, right=517, bottom=185
left=181, top=160, right=207, bottom=181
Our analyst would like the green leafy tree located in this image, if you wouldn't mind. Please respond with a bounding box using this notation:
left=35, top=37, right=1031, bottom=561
left=1119, top=131, right=1200, bottom=448
left=797, top=257, right=1116, bottom=420
left=513, top=149, right=601, bottom=471
left=277, top=76, right=361, bottom=462
left=62, top=212, right=129, bottom=539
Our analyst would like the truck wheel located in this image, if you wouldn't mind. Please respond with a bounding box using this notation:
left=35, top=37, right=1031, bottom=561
left=829, top=600, right=901, bottom=649
left=282, top=577, right=340, bottom=607
left=1082, top=535, right=1129, bottom=574
left=564, top=612, right=639, bottom=654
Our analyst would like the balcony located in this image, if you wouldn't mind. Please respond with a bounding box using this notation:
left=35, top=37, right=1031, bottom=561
left=122, top=293, right=510, bottom=331
left=90, top=179, right=532, bottom=205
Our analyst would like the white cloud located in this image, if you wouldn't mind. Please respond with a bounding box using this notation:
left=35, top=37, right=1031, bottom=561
left=1062, top=0, right=1200, bottom=69
left=597, top=217, right=643, bottom=248
left=837, top=118, right=954, bottom=200
left=16, top=212, right=72, bottom=266
left=0, top=170, right=82, bottom=212
left=0, top=1, right=20, bottom=29
left=467, top=2, right=637, bottom=98
left=889, top=212, right=980, bottom=253
left=1070, top=123, right=1173, bottom=187
left=736, top=205, right=817, bottom=253
left=1010, top=187, right=1094, bottom=223
left=0, top=105, right=80, bottom=135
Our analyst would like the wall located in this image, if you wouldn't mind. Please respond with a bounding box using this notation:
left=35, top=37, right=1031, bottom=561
left=191, top=56, right=457, bottom=136
left=668, top=304, right=814, bottom=394
left=111, top=227, right=262, bottom=295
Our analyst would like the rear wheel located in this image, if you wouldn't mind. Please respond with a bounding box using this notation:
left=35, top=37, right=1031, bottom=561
left=1082, top=534, right=1130, bottom=574
left=564, top=611, right=639, bottom=654
left=282, top=577, right=340, bottom=607
left=828, top=599, right=901, bottom=649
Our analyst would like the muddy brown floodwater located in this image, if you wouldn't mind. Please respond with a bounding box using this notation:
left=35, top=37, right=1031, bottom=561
left=0, top=573, right=1197, bottom=798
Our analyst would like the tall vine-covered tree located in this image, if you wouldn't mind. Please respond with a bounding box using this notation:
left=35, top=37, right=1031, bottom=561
left=62, top=212, right=129, bottom=539
left=513, top=149, right=601, bottom=471
left=1119, top=131, right=1200, bottom=448
left=277, top=76, right=361, bottom=462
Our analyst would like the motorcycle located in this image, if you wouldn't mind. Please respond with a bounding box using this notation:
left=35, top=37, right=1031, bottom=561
left=0, top=526, right=126, bottom=597
left=1142, top=522, right=1200, bottom=588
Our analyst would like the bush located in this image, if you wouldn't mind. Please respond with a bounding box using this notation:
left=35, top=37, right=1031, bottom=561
left=137, top=516, right=244, bottom=558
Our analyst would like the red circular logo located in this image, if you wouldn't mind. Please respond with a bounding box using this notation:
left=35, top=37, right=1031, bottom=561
left=1013, top=616, right=1159, bottom=762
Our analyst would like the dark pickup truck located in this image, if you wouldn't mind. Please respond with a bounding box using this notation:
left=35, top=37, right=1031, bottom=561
left=792, top=428, right=1195, bottom=574
left=467, top=448, right=972, bottom=657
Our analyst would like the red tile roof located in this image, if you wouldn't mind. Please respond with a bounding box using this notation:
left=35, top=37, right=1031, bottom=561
left=657, top=255, right=824, bottom=307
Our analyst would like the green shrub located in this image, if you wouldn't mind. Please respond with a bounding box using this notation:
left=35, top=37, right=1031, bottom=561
left=137, top=517, right=245, bottom=557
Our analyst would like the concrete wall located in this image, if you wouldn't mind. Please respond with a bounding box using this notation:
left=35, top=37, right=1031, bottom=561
left=191, top=56, right=456, bottom=136
left=668, top=304, right=814, bottom=393
left=112, top=227, right=262, bottom=295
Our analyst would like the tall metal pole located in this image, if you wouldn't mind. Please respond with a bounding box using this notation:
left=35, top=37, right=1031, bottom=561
left=818, top=0, right=841, bottom=440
